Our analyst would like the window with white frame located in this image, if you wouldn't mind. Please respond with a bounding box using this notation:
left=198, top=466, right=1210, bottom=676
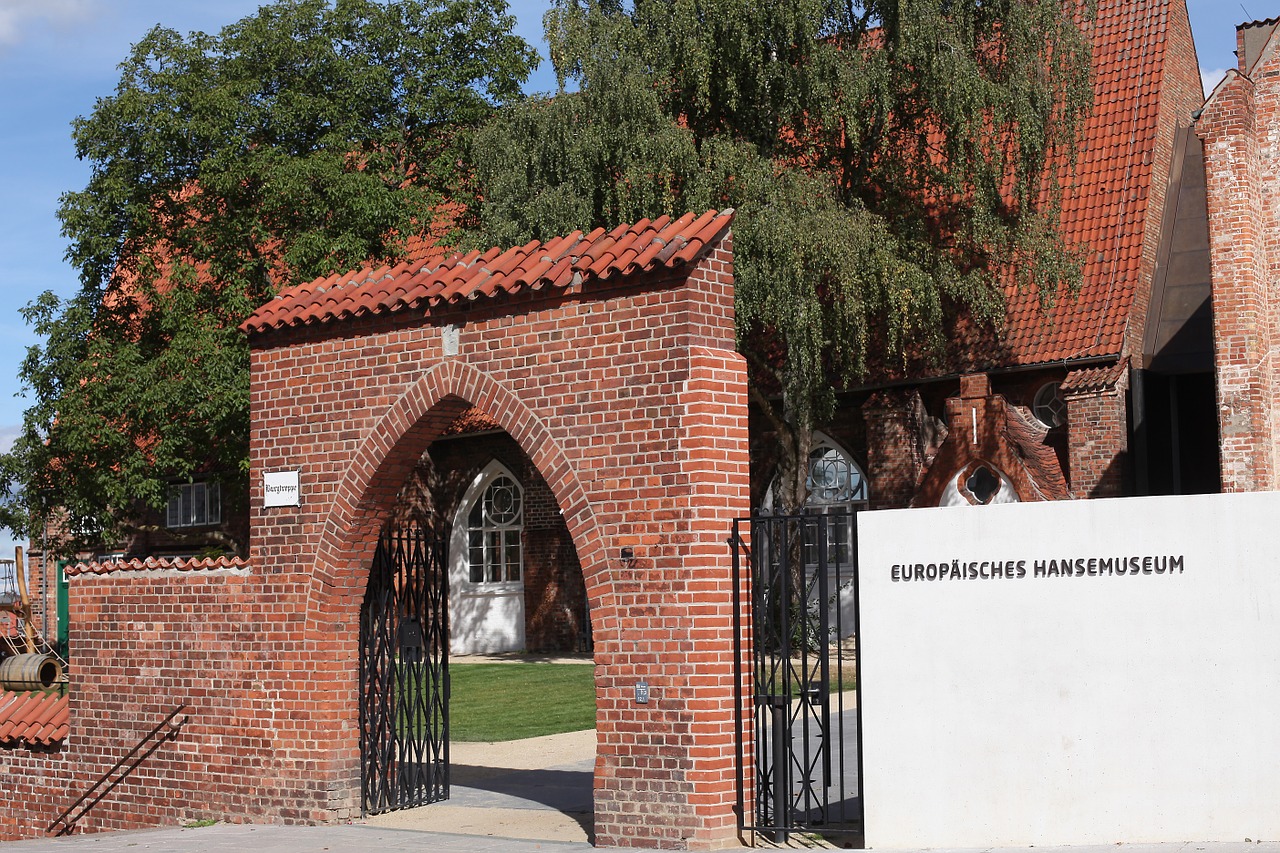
left=166, top=482, right=221, bottom=528
left=466, top=471, right=523, bottom=584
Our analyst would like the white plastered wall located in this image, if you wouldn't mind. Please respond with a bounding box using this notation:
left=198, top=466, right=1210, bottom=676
left=858, top=490, right=1280, bottom=848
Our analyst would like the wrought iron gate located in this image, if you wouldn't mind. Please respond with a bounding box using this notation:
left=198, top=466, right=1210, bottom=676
left=359, top=521, right=449, bottom=814
left=732, top=512, right=864, bottom=841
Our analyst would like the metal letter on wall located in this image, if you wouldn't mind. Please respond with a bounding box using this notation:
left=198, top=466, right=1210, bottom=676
left=360, top=522, right=449, bottom=813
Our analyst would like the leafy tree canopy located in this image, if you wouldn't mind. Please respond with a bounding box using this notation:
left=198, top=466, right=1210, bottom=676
left=468, top=0, right=1095, bottom=512
left=1, top=0, right=537, bottom=554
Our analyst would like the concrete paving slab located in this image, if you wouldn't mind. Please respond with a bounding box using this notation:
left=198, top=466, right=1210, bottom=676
left=6, top=825, right=1280, bottom=853
left=0, top=823, right=595, bottom=852
left=367, top=804, right=592, bottom=843
left=359, top=727, right=596, bottom=842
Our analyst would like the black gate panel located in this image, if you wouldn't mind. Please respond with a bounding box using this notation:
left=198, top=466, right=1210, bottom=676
left=732, top=512, right=863, bottom=842
left=360, top=522, right=449, bottom=814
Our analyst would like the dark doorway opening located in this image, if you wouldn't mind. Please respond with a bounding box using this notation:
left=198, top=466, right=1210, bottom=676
left=1133, top=370, right=1221, bottom=496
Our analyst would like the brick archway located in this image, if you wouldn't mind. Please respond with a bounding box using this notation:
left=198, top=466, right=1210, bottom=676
left=305, top=360, right=609, bottom=638
left=244, top=212, right=750, bottom=849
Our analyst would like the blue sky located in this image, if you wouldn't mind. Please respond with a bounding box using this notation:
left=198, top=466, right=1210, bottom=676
left=0, top=0, right=1252, bottom=557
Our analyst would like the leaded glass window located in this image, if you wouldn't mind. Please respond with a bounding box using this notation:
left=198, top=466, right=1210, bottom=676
left=466, top=474, right=523, bottom=584
left=1033, top=381, right=1068, bottom=429
left=764, top=435, right=868, bottom=567
left=802, top=442, right=866, bottom=566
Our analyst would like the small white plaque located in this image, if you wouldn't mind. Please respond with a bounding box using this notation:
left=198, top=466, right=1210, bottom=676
left=263, top=470, right=301, bottom=508
left=442, top=324, right=460, bottom=356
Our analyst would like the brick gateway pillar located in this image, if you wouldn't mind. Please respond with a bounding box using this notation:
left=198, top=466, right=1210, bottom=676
left=243, top=211, right=749, bottom=848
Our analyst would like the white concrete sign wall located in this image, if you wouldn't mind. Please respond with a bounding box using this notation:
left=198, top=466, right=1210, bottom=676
left=858, top=490, right=1280, bottom=848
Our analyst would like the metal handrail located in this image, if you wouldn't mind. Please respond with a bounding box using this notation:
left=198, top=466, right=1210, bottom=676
left=47, top=704, right=189, bottom=836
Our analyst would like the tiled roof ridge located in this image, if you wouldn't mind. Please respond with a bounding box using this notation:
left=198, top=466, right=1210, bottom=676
left=1240, top=17, right=1280, bottom=30
left=65, top=555, right=252, bottom=577
left=242, top=209, right=734, bottom=335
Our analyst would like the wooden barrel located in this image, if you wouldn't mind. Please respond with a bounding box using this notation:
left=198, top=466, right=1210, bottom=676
left=0, top=653, right=62, bottom=690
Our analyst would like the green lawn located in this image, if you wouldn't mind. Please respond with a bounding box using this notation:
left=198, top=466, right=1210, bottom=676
left=448, top=662, right=595, bottom=742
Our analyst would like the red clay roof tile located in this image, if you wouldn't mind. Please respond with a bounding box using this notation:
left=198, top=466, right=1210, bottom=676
left=978, top=0, right=1181, bottom=369
left=64, top=556, right=252, bottom=577
left=1060, top=357, right=1130, bottom=394
left=242, top=210, right=734, bottom=334
left=441, top=405, right=503, bottom=437
left=0, top=690, right=69, bottom=747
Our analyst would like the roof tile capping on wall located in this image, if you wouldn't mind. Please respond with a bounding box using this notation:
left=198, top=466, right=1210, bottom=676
left=64, top=556, right=252, bottom=576
left=242, top=210, right=734, bottom=333
left=0, top=691, right=68, bottom=748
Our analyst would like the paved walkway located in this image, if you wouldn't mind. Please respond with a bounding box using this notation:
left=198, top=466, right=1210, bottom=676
left=0, top=824, right=585, bottom=852
left=4, top=824, right=1280, bottom=853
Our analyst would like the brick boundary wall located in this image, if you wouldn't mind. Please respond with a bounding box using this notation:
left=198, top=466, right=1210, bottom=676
left=0, top=559, right=263, bottom=841
left=0, top=232, right=751, bottom=849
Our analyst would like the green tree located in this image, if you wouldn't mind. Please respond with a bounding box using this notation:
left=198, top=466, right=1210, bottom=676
left=469, top=0, right=1094, bottom=512
left=1, top=0, right=537, bottom=555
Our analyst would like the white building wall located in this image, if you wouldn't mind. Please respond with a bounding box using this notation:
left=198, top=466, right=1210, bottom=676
left=858, top=491, right=1280, bottom=847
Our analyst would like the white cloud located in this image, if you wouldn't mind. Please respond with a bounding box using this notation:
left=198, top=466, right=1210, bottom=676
left=0, top=0, right=94, bottom=46
left=1202, top=67, right=1231, bottom=100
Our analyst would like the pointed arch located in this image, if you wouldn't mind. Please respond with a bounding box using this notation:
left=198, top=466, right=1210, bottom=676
left=305, top=360, right=607, bottom=637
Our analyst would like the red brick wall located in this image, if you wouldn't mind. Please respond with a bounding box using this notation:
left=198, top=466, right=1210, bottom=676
left=1199, top=53, right=1280, bottom=492
left=248, top=235, right=745, bottom=847
left=1064, top=377, right=1130, bottom=498
left=0, top=746, right=71, bottom=840
left=0, top=562, right=272, bottom=841
left=0, top=234, right=749, bottom=850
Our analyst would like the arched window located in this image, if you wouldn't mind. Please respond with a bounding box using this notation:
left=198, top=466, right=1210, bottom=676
left=764, top=433, right=868, bottom=567
left=463, top=463, right=524, bottom=584
left=804, top=438, right=869, bottom=508
left=766, top=433, right=869, bottom=512
left=449, top=459, right=527, bottom=654
left=802, top=436, right=865, bottom=567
